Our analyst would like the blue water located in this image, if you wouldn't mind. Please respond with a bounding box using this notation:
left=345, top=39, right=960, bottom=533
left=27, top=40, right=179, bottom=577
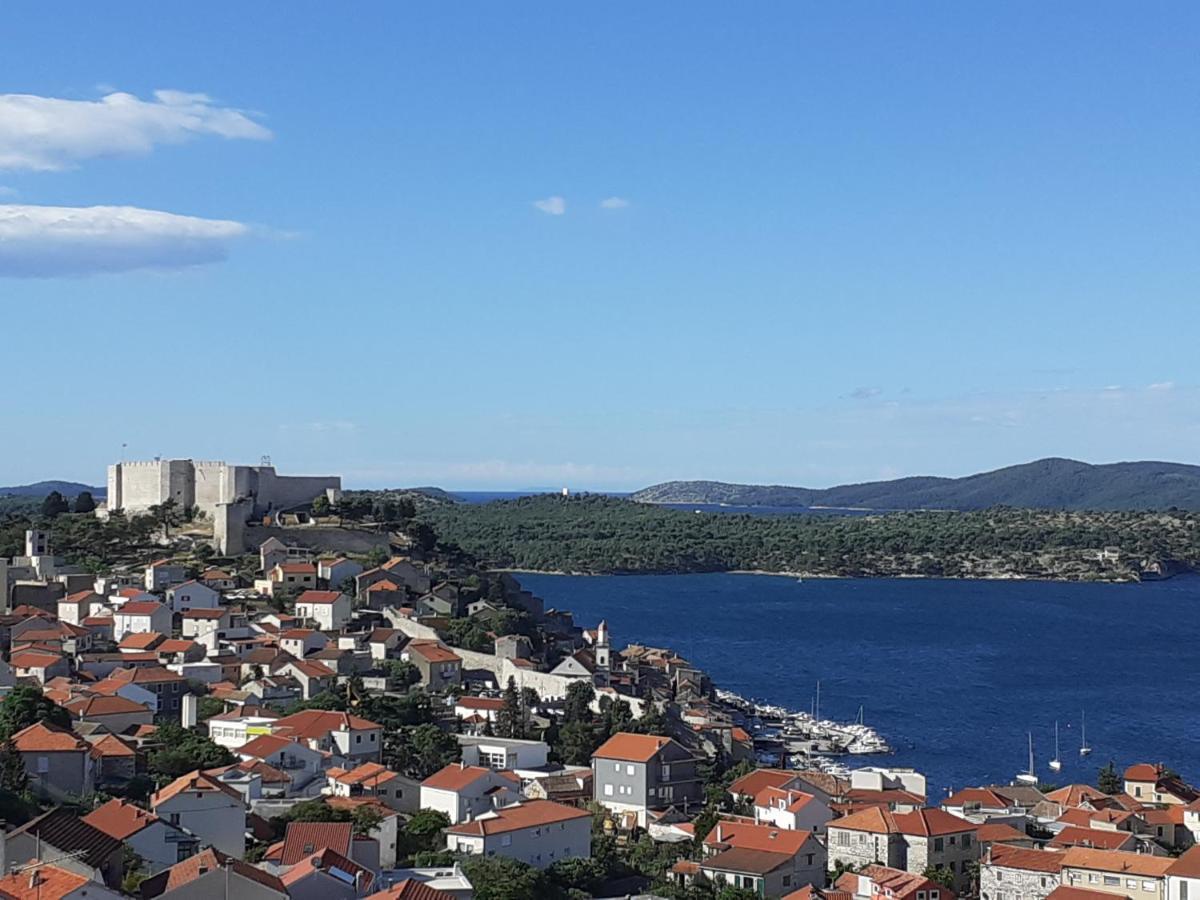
left=517, top=572, right=1200, bottom=798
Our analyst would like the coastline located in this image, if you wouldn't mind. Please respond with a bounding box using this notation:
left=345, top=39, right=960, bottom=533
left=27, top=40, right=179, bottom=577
left=498, top=567, right=1144, bottom=584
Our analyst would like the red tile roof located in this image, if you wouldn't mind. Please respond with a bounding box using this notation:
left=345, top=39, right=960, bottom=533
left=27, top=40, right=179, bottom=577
left=278, top=821, right=352, bottom=865
left=366, top=880, right=457, bottom=900
left=447, top=799, right=589, bottom=836
left=1059, top=847, right=1174, bottom=878
left=152, top=847, right=286, bottom=895
left=119, top=601, right=166, bottom=615
left=63, top=694, right=150, bottom=718
left=1168, top=845, right=1200, bottom=879
left=11, top=721, right=88, bottom=753
left=988, top=844, right=1065, bottom=873
left=280, top=845, right=373, bottom=892
left=405, top=640, right=461, bottom=664
left=152, top=770, right=245, bottom=807
left=0, top=864, right=89, bottom=900
left=422, top=763, right=496, bottom=792
left=728, top=768, right=799, bottom=798
left=119, top=631, right=165, bottom=649
left=270, top=709, right=380, bottom=741
left=297, top=590, right=345, bottom=604
left=1049, top=827, right=1136, bottom=851
left=592, top=731, right=677, bottom=763
left=705, top=818, right=814, bottom=856
left=83, top=797, right=159, bottom=839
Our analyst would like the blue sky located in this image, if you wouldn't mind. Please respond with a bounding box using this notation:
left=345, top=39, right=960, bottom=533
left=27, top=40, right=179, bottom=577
left=2, top=3, right=1197, bottom=489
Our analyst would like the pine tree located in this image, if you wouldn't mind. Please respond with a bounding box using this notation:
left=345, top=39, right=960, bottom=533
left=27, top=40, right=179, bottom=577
left=73, top=491, right=97, bottom=514
left=40, top=491, right=69, bottom=518
left=0, top=740, right=27, bottom=794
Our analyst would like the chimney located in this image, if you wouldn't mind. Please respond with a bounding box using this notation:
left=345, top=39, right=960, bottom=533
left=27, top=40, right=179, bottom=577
left=28, top=871, right=40, bottom=890
left=715, top=823, right=723, bottom=842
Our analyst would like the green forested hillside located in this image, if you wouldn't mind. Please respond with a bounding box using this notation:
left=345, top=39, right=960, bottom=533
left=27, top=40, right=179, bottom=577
left=422, top=494, right=1200, bottom=581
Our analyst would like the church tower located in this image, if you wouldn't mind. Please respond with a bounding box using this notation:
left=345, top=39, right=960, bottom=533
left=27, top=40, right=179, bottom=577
left=594, top=619, right=611, bottom=675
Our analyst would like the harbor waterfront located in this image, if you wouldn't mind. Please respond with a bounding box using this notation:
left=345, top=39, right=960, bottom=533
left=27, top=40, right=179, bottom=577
left=519, top=571, right=1200, bottom=796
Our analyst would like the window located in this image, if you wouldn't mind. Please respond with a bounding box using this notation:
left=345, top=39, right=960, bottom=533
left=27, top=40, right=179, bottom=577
left=614, top=763, right=620, bottom=772
left=1126, top=880, right=1138, bottom=889
left=662, top=764, right=671, bottom=779
left=501, top=835, right=512, bottom=847
left=626, top=764, right=635, bottom=775
left=806, top=854, right=814, bottom=866
left=949, top=835, right=957, bottom=845
left=837, top=832, right=849, bottom=847
left=604, top=784, right=613, bottom=797
left=1088, top=875, right=1099, bottom=884
left=934, top=838, right=944, bottom=852
left=36, top=757, right=48, bottom=773
left=1142, top=882, right=1155, bottom=892
left=1182, top=882, right=1190, bottom=900
left=963, top=834, right=972, bottom=848
left=1135, top=787, right=1142, bottom=797
left=784, top=876, right=793, bottom=888
left=950, top=862, right=956, bottom=873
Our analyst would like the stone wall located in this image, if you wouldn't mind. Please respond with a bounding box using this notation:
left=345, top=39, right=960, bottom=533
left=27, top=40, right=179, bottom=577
left=980, top=863, right=1060, bottom=900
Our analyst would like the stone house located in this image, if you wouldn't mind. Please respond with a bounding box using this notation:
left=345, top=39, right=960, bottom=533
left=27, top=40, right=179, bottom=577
left=401, top=640, right=462, bottom=689
left=827, top=806, right=979, bottom=892
left=1059, top=848, right=1174, bottom=900
left=980, top=844, right=1065, bottom=900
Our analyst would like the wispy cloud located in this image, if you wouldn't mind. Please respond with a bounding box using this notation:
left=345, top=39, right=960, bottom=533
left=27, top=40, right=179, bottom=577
left=599, top=196, right=629, bottom=210
left=0, top=90, right=271, bottom=171
left=846, top=386, right=883, bottom=400
left=1148, top=381, right=1175, bottom=391
left=533, top=195, right=566, bottom=216
left=0, top=204, right=249, bottom=277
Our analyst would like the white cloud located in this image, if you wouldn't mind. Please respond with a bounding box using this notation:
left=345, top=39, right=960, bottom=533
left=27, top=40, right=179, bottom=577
left=0, top=90, right=271, bottom=171
left=533, top=195, right=566, bottom=215
left=599, top=196, right=629, bottom=209
left=0, top=204, right=249, bottom=277
left=1148, top=381, right=1175, bottom=391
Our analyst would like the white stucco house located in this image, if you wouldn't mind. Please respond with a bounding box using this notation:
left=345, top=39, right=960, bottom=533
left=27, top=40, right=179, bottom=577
left=294, top=590, right=352, bottom=631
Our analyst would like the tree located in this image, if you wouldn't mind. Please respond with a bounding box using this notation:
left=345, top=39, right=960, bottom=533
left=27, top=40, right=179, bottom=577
left=272, top=799, right=352, bottom=833
left=1098, top=760, right=1122, bottom=794
left=383, top=660, right=421, bottom=689
left=923, top=866, right=956, bottom=890
left=407, top=521, right=438, bottom=553
left=398, top=809, right=450, bottom=862
left=555, top=720, right=598, bottom=766
left=73, top=491, right=97, bottom=514
left=0, top=685, right=71, bottom=741
left=497, top=677, right=524, bottom=739
left=351, top=804, right=383, bottom=836
left=0, top=741, right=27, bottom=794
left=460, top=856, right=547, bottom=900
left=563, top=681, right=594, bottom=724
left=312, top=494, right=331, bottom=516
left=40, top=491, right=69, bottom=518
left=147, top=499, right=183, bottom=538
left=389, top=724, right=459, bottom=779
left=196, top=696, right=225, bottom=722
left=147, top=724, right=234, bottom=781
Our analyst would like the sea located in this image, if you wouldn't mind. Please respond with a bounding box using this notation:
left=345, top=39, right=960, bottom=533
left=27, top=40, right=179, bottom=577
left=516, top=571, right=1200, bottom=798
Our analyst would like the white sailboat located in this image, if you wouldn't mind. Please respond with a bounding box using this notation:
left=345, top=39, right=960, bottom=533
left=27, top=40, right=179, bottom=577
left=1080, top=710, right=1093, bottom=757
left=1049, top=722, right=1063, bottom=772
left=1017, top=732, right=1038, bottom=784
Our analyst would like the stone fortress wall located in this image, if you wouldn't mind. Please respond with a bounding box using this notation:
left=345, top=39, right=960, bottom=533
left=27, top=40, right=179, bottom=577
left=107, top=458, right=342, bottom=554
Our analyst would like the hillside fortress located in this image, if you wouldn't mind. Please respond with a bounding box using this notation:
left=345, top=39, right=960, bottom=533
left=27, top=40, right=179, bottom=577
left=106, top=459, right=341, bottom=553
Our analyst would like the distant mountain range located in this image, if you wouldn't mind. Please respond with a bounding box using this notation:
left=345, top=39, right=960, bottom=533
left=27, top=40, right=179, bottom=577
left=0, top=480, right=103, bottom=498
left=631, top=458, right=1200, bottom=511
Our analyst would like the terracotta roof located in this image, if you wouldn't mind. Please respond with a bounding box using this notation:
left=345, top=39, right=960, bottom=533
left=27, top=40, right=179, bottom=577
left=729, top=767, right=800, bottom=798
left=64, top=590, right=101, bottom=604
left=297, top=590, right=345, bottom=604
left=1124, top=763, right=1161, bottom=782
left=405, top=640, right=461, bottom=664
left=1168, top=845, right=1200, bottom=879
left=756, top=786, right=819, bottom=813
left=278, top=562, right=317, bottom=574
left=1049, top=827, right=1136, bottom=851
left=946, top=787, right=1011, bottom=808
left=1046, top=784, right=1110, bottom=808
left=592, top=731, right=677, bottom=763
left=279, top=821, right=352, bottom=865
left=280, top=845, right=374, bottom=891
left=366, top=880, right=457, bottom=900
left=286, top=659, right=336, bottom=679
left=146, top=847, right=286, bottom=896
left=83, top=797, right=159, bottom=839
left=829, top=805, right=898, bottom=834
left=1046, top=888, right=1122, bottom=900
left=119, top=601, right=167, bottom=615
left=64, top=694, right=149, bottom=718
left=8, top=808, right=123, bottom=870
left=333, top=761, right=400, bottom=788
left=987, top=845, right=1065, bottom=873
left=367, top=580, right=401, bottom=591
left=977, top=822, right=1030, bottom=844
left=207, top=758, right=291, bottom=785
left=1059, top=847, right=1174, bottom=878
left=236, top=732, right=298, bottom=758
left=702, top=846, right=795, bottom=877
left=422, top=763, right=496, bottom=792
left=705, top=818, right=813, bottom=856
left=118, top=631, right=165, bottom=650
left=0, top=863, right=89, bottom=900
left=839, top=865, right=952, bottom=900
left=110, top=665, right=185, bottom=684
left=448, top=799, right=589, bottom=836
left=88, top=733, right=137, bottom=758
left=152, top=769, right=245, bottom=807
left=11, top=721, right=88, bottom=753
left=9, top=650, right=63, bottom=669
left=271, top=709, right=380, bottom=740
left=182, top=609, right=227, bottom=619
left=894, top=808, right=976, bottom=836
left=456, top=696, right=505, bottom=711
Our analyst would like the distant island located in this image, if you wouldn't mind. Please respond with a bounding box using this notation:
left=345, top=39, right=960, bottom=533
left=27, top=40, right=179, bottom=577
left=631, top=457, right=1200, bottom=511
left=421, top=494, right=1200, bottom=582
left=0, top=479, right=103, bottom=498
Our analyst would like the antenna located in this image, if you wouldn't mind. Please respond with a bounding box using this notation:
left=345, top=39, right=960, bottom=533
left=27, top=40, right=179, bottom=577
left=260, top=455, right=272, bottom=467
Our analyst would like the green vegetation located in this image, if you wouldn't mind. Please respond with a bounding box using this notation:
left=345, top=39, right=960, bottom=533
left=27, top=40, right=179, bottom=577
left=421, top=494, right=1200, bottom=581
left=0, top=686, right=71, bottom=740
left=146, top=723, right=235, bottom=782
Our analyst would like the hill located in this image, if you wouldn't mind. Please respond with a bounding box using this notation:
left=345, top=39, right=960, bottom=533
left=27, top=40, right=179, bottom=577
left=0, top=480, right=103, bottom=498
left=631, top=458, right=1200, bottom=511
